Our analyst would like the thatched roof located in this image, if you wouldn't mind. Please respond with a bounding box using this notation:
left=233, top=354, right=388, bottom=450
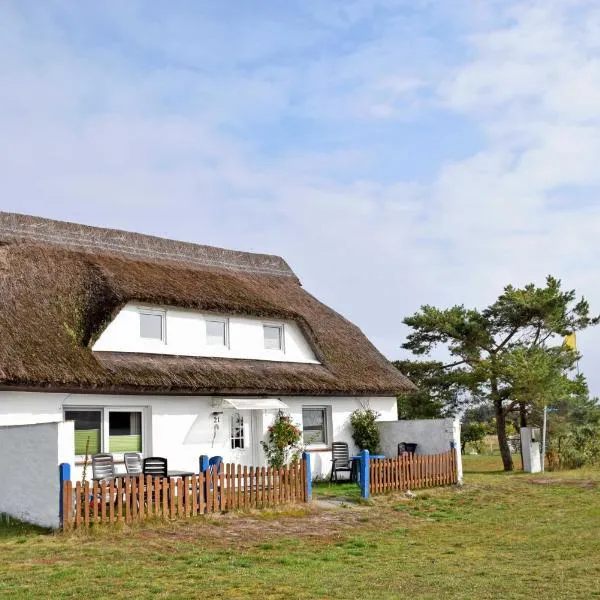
left=0, top=212, right=414, bottom=396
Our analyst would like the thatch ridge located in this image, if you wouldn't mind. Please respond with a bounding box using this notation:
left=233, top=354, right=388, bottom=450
left=0, top=217, right=415, bottom=396
left=0, top=212, right=296, bottom=278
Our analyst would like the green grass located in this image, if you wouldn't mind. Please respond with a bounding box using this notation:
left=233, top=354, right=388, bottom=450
left=1, top=456, right=599, bottom=599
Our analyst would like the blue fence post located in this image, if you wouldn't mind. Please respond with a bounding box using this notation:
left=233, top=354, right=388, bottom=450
left=360, top=449, right=370, bottom=499
left=302, top=451, right=312, bottom=501
left=59, top=462, right=71, bottom=528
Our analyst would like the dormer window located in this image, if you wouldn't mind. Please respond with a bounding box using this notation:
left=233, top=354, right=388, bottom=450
left=206, top=318, right=228, bottom=347
left=139, top=309, right=165, bottom=342
left=264, top=324, right=284, bottom=351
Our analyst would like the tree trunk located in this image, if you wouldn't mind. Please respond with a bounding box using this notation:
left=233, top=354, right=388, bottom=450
left=490, top=372, right=513, bottom=471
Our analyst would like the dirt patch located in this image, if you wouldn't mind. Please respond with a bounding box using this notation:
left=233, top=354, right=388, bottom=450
left=529, top=478, right=596, bottom=489
left=132, top=503, right=369, bottom=548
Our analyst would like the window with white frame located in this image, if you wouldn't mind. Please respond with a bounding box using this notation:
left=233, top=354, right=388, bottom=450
left=263, top=324, right=284, bottom=351
left=302, top=406, right=330, bottom=446
left=65, top=408, right=145, bottom=457
left=231, top=412, right=245, bottom=449
left=206, top=318, right=228, bottom=347
left=139, top=309, right=165, bottom=342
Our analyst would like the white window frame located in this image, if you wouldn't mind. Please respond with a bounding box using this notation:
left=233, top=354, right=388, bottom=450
left=139, top=308, right=166, bottom=343
left=64, top=406, right=149, bottom=462
left=230, top=411, right=245, bottom=450
left=301, top=405, right=332, bottom=448
left=206, top=317, right=229, bottom=348
left=263, top=323, right=285, bottom=352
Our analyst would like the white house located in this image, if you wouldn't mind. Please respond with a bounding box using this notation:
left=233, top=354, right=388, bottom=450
left=0, top=212, right=414, bottom=480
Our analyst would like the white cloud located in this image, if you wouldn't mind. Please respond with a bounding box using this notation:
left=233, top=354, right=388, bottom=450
left=0, top=0, right=599, bottom=396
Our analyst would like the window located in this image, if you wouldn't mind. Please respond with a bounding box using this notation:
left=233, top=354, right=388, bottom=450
left=65, top=410, right=102, bottom=455
left=231, top=412, right=245, bottom=449
left=139, top=309, right=165, bottom=341
left=302, top=407, right=329, bottom=446
left=109, top=411, right=142, bottom=453
left=263, top=324, right=283, bottom=351
left=206, top=319, right=228, bottom=346
left=65, top=408, right=145, bottom=457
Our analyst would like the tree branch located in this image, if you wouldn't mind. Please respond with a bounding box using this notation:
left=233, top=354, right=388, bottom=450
left=502, top=401, right=520, bottom=416
left=495, top=326, right=520, bottom=352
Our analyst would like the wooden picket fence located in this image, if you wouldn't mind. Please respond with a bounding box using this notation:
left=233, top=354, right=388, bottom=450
left=369, top=451, right=458, bottom=495
left=62, top=461, right=307, bottom=530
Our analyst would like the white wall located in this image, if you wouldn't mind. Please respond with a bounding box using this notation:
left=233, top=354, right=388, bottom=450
left=0, top=421, right=74, bottom=529
left=0, top=391, right=64, bottom=426
left=92, top=303, right=319, bottom=363
left=0, top=391, right=398, bottom=482
left=378, top=418, right=458, bottom=456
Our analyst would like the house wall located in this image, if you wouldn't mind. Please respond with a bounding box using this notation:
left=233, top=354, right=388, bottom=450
left=0, top=391, right=397, bottom=481
left=0, top=421, right=74, bottom=529
left=92, top=303, right=319, bottom=363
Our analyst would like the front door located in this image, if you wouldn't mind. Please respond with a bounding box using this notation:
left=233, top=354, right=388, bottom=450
left=227, top=409, right=258, bottom=466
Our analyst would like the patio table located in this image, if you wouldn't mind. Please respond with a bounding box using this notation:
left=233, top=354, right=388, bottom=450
left=166, top=470, right=195, bottom=479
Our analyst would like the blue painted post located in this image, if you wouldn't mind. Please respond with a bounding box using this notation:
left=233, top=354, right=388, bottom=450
left=360, top=449, right=370, bottom=499
left=302, top=452, right=312, bottom=501
left=59, top=462, right=71, bottom=528
left=199, top=455, right=210, bottom=473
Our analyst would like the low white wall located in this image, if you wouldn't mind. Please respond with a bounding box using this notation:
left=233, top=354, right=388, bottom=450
left=378, top=418, right=458, bottom=456
left=0, top=421, right=74, bottom=529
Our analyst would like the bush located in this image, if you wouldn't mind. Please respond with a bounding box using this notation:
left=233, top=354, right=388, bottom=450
left=350, top=407, right=380, bottom=454
left=461, top=422, right=487, bottom=454
left=554, top=424, right=600, bottom=470
left=260, top=411, right=303, bottom=468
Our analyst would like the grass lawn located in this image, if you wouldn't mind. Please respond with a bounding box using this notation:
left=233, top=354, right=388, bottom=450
left=1, top=455, right=599, bottom=599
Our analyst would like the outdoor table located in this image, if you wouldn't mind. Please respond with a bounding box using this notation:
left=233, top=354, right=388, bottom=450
left=166, top=470, right=195, bottom=479
left=350, top=455, right=385, bottom=484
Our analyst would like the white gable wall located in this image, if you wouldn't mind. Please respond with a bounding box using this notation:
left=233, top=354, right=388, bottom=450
left=92, top=303, right=319, bottom=363
left=0, top=391, right=397, bottom=481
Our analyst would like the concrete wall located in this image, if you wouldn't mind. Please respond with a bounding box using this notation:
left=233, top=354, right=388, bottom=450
left=378, top=418, right=458, bottom=456
left=0, top=391, right=398, bottom=481
left=0, top=421, right=74, bottom=528
left=92, top=302, right=319, bottom=363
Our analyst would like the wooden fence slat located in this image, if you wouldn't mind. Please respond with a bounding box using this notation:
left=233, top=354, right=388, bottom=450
left=131, top=477, right=138, bottom=521
left=177, top=478, right=184, bottom=517
left=92, top=481, right=99, bottom=524
left=169, top=479, right=176, bottom=519
left=83, top=482, right=90, bottom=527
left=100, top=481, right=107, bottom=523
left=138, top=476, right=145, bottom=520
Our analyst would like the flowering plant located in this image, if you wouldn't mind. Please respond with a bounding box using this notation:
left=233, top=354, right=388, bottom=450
left=261, top=411, right=304, bottom=468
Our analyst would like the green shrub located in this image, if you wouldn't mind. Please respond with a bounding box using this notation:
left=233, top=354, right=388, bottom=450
left=350, top=407, right=380, bottom=454
left=555, top=424, right=600, bottom=469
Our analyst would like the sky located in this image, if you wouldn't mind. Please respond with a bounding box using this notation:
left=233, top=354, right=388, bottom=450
left=1, top=1, right=600, bottom=394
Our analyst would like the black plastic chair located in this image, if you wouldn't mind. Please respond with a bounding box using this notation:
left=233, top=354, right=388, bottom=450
left=330, top=442, right=352, bottom=482
left=143, top=456, right=168, bottom=477
left=124, top=452, right=143, bottom=475
left=398, top=442, right=418, bottom=456
left=92, top=453, right=116, bottom=482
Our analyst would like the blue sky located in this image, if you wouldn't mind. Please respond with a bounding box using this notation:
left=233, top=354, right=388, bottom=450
left=2, top=0, right=600, bottom=395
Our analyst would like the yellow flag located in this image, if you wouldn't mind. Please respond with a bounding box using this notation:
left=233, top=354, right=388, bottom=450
left=564, top=333, right=577, bottom=350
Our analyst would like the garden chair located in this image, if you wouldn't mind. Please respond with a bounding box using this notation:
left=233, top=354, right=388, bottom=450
left=124, top=452, right=143, bottom=475
left=91, top=453, right=116, bottom=482
left=330, top=442, right=352, bottom=482
left=143, top=456, right=168, bottom=477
